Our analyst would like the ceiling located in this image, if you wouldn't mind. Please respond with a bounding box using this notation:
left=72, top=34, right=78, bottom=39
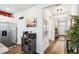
left=46, top=4, right=72, bottom=16
left=0, top=4, right=36, bottom=14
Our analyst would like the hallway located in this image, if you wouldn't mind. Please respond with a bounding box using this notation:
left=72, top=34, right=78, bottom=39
left=0, top=4, right=79, bottom=54
left=44, top=36, right=66, bottom=54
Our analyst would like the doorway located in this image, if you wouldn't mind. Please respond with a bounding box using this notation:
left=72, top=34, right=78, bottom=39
left=43, top=4, right=71, bottom=54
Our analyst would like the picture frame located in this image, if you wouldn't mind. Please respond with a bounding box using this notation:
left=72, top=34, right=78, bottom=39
left=26, top=17, right=37, bottom=27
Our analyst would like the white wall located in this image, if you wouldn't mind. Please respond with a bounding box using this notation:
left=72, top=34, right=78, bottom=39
left=71, top=4, right=79, bottom=15
left=0, top=15, right=16, bottom=23
left=43, top=9, right=55, bottom=41
left=13, top=4, right=51, bottom=54
left=42, top=9, right=55, bottom=52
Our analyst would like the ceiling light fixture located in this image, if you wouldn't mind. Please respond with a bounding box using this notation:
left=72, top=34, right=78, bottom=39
left=5, top=8, right=10, bottom=11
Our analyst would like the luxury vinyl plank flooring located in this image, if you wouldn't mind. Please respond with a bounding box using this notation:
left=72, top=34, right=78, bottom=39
left=44, top=36, right=67, bottom=54
left=5, top=45, right=26, bottom=54
left=4, top=36, right=66, bottom=54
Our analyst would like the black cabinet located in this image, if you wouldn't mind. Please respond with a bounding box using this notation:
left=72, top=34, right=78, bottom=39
left=21, top=32, right=36, bottom=53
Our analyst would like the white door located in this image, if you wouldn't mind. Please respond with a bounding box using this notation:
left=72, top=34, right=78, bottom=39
left=57, top=17, right=67, bottom=35
left=58, top=23, right=67, bottom=35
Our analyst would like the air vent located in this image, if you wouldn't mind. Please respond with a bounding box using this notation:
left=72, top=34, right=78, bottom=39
left=19, top=16, right=24, bottom=20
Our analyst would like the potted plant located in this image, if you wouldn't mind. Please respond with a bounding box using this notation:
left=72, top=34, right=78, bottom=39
left=67, top=16, right=79, bottom=54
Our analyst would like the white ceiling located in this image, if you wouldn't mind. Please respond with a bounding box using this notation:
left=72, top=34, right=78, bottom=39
left=46, top=4, right=72, bottom=16
left=0, top=4, right=36, bottom=14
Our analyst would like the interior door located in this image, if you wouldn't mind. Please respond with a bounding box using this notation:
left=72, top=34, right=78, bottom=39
left=0, top=23, right=9, bottom=46
left=58, top=23, right=67, bottom=35
left=57, top=17, right=67, bottom=35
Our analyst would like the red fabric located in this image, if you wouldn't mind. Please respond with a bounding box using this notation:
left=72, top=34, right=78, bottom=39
left=0, top=10, right=12, bottom=17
